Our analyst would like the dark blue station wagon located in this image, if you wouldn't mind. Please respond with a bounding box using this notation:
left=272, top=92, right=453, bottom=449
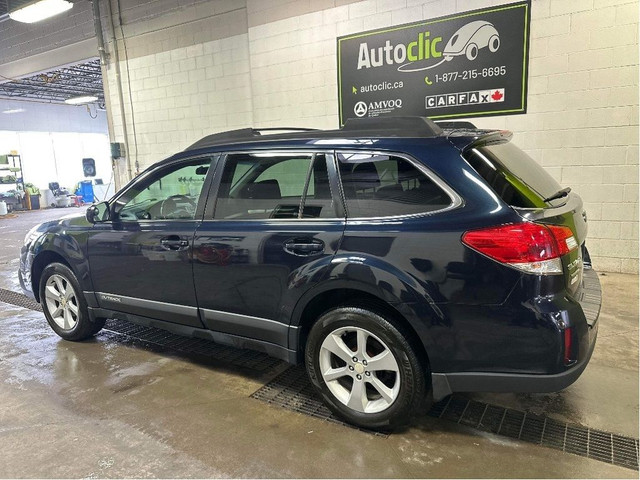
left=19, top=117, right=600, bottom=429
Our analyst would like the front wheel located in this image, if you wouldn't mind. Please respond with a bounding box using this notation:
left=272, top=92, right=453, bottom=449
left=305, top=307, right=428, bottom=430
left=39, top=262, right=105, bottom=341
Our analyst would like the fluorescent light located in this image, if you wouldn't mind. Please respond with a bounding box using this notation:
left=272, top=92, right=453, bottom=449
left=2, top=108, right=26, bottom=114
left=9, top=0, right=73, bottom=24
left=65, top=95, right=98, bottom=105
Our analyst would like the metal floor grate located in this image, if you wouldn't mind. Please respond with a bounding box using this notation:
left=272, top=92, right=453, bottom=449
left=250, top=365, right=389, bottom=437
left=429, top=394, right=639, bottom=470
left=102, top=319, right=284, bottom=372
left=2, top=287, right=638, bottom=469
left=0, top=288, right=42, bottom=312
left=0, top=288, right=282, bottom=373
left=254, top=366, right=639, bottom=471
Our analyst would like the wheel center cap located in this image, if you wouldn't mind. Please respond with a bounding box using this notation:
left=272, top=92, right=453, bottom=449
left=354, top=363, right=365, bottom=374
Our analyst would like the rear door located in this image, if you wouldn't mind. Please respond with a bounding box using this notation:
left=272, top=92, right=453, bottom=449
left=192, top=151, right=345, bottom=347
left=88, top=156, right=216, bottom=327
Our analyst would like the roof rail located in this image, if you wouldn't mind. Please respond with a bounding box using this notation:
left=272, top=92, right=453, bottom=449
left=186, top=116, right=445, bottom=151
left=256, top=127, right=319, bottom=133
left=342, top=116, right=442, bottom=136
left=186, top=127, right=320, bottom=150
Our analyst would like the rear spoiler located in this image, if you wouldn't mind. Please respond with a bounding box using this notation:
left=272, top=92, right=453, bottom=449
left=434, top=120, right=512, bottom=151
left=446, top=129, right=513, bottom=152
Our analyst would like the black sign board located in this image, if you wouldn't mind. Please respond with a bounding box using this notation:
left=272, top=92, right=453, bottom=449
left=337, top=1, right=530, bottom=125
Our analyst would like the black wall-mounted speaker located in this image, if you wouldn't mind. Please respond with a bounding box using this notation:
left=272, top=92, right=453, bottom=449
left=82, top=158, right=96, bottom=177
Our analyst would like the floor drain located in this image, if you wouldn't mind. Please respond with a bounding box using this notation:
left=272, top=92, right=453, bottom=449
left=250, top=365, right=389, bottom=437
left=102, top=319, right=284, bottom=372
left=0, top=289, right=282, bottom=373
left=430, top=395, right=638, bottom=470
left=254, top=366, right=639, bottom=470
left=0, top=288, right=42, bottom=312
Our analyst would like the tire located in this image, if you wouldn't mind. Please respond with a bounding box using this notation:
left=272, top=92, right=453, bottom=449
left=305, top=306, right=428, bottom=430
left=465, top=43, right=478, bottom=61
left=488, top=34, right=500, bottom=53
left=39, top=262, right=105, bottom=341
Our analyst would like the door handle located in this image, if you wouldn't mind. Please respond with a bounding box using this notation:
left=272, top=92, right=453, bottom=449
left=161, top=235, right=189, bottom=251
left=283, top=239, right=325, bottom=256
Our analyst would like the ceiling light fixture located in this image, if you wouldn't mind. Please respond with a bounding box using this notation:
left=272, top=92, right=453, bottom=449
left=2, top=108, right=26, bottom=114
left=64, top=95, right=98, bottom=105
left=9, top=0, right=73, bottom=24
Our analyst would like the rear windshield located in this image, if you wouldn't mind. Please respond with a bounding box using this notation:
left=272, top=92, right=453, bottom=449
left=464, top=142, right=563, bottom=208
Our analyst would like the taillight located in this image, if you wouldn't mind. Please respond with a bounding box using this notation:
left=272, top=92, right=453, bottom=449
left=461, top=222, right=578, bottom=274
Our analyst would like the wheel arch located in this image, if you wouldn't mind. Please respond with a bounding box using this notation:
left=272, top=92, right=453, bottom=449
left=291, top=282, right=434, bottom=386
left=31, top=249, right=72, bottom=302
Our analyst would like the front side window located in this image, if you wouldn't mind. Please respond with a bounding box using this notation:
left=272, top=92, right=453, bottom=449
left=337, top=153, right=451, bottom=218
left=214, top=153, right=335, bottom=220
left=116, top=158, right=211, bottom=221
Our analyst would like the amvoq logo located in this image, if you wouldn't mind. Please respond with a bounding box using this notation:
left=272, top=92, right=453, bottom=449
left=354, top=99, right=403, bottom=117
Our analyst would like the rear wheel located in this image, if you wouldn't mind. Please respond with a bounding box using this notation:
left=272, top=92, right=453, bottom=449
left=39, top=263, right=105, bottom=341
left=465, top=43, right=478, bottom=61
left=488, top=34, right=500, bottom=53
left=305, top=306, right=428, bottom=430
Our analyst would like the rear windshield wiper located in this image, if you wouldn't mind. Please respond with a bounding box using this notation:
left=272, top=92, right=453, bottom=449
left=543, top=187, right=571, bottom=203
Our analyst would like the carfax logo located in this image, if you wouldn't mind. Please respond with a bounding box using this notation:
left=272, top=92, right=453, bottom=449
left=425, top=88, right=504, bottom=109
left=354, top=98, right=403, bottom=117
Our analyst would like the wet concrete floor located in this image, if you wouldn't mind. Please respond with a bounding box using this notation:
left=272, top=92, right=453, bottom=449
left=0, top=208, right=637, bottom=478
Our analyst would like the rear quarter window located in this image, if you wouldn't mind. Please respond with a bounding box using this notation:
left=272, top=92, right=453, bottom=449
left=337, top=153, right=453, bottom=218
left=464, top=142, right=563, bottom=208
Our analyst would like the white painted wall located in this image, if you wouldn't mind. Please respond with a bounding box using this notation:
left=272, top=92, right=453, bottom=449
left=0, top=99, right=111, bottom=192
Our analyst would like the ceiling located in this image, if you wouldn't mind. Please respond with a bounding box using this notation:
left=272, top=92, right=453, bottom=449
left=0, top=59, right=105, bottom=106
left=0, top=0, right=44, bottom=17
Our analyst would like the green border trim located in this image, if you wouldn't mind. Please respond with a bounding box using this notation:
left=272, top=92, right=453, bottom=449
left=337, top=0, right=531, bottom=126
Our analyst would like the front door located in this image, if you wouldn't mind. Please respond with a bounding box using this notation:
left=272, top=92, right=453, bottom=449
left=193, top=151, right=345, bottom=347
left=88, top=156, right=215, bottom=327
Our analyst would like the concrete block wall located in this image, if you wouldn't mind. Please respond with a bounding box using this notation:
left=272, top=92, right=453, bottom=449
left=104, top=0, right=252, bottom=185
left=5, top=0, right=629, bottom=273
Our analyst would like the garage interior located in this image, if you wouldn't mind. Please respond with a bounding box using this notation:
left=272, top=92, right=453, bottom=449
left=0, top=0, right=638, bottom=478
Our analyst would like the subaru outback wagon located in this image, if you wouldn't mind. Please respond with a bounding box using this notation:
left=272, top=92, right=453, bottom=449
left=19, top=117, right=600, bottom=429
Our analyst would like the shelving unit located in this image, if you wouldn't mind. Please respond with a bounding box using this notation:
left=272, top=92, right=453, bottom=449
left=0, top=153, right=25, bottom=212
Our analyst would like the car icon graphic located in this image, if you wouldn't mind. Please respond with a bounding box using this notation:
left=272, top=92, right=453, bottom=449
left=443, top=20, right=500, bottom=61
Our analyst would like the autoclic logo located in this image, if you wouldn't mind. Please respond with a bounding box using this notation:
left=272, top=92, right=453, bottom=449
left=357, top=21, right=501, bottom=73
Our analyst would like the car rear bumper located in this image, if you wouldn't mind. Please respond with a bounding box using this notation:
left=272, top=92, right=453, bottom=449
left=430, top=268, right=601, bottom=402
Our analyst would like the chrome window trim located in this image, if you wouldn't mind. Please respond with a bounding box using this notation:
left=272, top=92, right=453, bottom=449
left=211, top=149, right=344, bottom=222
left=108, top=154, right=218, bottom=222
left=335, top=149, right=464, bottom=221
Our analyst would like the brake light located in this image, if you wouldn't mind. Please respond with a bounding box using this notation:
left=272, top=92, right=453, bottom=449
left=461, top=222, right=577, bottom=274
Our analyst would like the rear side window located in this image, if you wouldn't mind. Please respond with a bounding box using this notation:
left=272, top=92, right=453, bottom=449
left=464, top=142, right=563, bottom=208
left=214, top=153, right=336, bottom=220
left=337, top=153, right=451, bottom=218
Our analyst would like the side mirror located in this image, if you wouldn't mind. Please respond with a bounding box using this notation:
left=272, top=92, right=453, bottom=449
left=86, top=201, right=110, bottom=224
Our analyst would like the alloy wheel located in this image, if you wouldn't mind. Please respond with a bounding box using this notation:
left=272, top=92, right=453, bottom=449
left=44, top=274, right=79, bottom=330
left=319, top=326, right=401, bottom=414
